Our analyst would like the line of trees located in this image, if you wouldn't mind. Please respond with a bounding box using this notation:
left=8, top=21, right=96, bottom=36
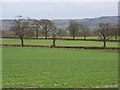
left=67, top=20, right=90, bottom=40
left=10, top=16, right=59, bottom=47
left=10, top=15, right=119, bottom=48
left=10, top=16, right=31, bottom=47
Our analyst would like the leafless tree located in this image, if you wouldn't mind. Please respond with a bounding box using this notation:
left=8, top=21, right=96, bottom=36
left=40, top=19, right=53, bottom=39
left=10, top=15, right=30, bottom=47
left=50, top=23, right=58, bottom=47
left=111, top=25, right=118, bottom=41
left=31, top=19, right=41, bottom=39
left=24, top=29, right=34, bottom=39
left=68, top=20, right=79, bottom=40
left=96, top=23, right=113, bottom=48
left=80, top=24, right=90, bottom=40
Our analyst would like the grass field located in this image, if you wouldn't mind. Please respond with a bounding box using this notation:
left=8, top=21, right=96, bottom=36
left=58, top=36, right=99, bottom=39
left=2, top=47, right=118, bottom=88
left=1, top=38, right=118, bottom=47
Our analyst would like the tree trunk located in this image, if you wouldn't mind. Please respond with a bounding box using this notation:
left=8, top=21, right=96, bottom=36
left=52, top=39, right=56, bottom=47
left=103, top=40, right=106, bottom=49
left=36, top=33, right=39, bottom=39
left=45, top=34, right=47, bottom=39
left=20, top=36, right=24, bottom=47
left=73, top=36, right=75, bottom=40
left=84, top=36, right=86, bottom=40
left=115, top=36, right=117, bottom=41
left=36, top=30, right=39, bottom=39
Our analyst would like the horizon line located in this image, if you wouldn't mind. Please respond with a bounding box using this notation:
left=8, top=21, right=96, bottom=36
left=1, top=15, right=118, bottom=20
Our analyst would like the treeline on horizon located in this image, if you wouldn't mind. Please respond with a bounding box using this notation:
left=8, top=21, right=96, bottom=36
left=2, top=15, right=119, bottom=48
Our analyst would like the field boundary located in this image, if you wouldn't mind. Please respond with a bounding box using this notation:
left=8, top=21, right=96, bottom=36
left=1, top=37, right=119, bottom=42
left=1, top=44, right=119, bottom=50
left=1, top=88, right=118, bottom=90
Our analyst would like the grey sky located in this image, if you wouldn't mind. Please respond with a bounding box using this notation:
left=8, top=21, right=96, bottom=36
left=2, top=2, right=118, bottom=19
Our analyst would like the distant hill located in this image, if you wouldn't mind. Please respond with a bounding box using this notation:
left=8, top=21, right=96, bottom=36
left=52, top=16, right=118, bottom=30
left=1, top=16, right=118, bottom=31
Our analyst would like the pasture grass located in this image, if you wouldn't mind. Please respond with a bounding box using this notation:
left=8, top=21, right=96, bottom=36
left=1, top=38, right=118, bottom=47
left=2, top=47, right=118, bottom=88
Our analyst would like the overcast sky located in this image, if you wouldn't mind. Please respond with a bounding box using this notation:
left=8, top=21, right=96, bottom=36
left=2, top=2, right=118, bottom=19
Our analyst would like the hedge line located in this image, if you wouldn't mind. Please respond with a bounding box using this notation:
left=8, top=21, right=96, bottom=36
left=1, top=37, right=119, bottom=42
left=1, top=44, right=119, bottom=50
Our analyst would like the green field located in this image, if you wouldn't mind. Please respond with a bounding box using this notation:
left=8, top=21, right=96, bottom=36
left=58, top=36, right=99, bottom=39
left=1, top=38, right=118, bottom=47
left=3, top=47, right=118, bottom=88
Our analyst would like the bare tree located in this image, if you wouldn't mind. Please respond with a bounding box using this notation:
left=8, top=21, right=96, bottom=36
left=50, top=23, right=58, bottom=47
left=111, top=25, right=118, bottom=41
left=31, top=19, right=41, bottom=39
left=24, top=29, right=34, bottom=39
left=57, top=28, right=65, bottom=38
left=96, top=23, right=113, bottom=48
left=80, top=24, right=90, bottom=40
left=68, top=20, right=79, bottom=40
left=40, top=19, right=53, bottom=39
left=10, top=15, right=30, bottom=47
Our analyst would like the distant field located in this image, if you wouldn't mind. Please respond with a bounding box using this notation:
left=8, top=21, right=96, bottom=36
left=1, top=38, right=118, bottom=47
left=27, top=36, right=119, bottom=40
left=58, top=36, right=99, bottom=39
left=31, top=36, right=118, bottom=40
left=3, top=47, right=118, bottom=88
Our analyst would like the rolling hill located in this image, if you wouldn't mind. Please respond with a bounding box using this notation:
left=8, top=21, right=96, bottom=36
left=1, top=16, right=118, bottom=31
